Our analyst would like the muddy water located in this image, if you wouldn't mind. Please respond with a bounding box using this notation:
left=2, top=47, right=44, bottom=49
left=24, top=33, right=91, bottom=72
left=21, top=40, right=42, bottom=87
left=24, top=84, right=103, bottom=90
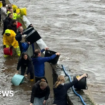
left=0, top=27, right=33, bottom=105
left=2, top=0, right=105, bottom=104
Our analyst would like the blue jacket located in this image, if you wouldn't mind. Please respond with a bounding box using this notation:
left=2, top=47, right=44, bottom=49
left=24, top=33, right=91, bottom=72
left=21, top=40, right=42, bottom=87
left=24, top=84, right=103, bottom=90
left=32, top=49, right=57, bottom=77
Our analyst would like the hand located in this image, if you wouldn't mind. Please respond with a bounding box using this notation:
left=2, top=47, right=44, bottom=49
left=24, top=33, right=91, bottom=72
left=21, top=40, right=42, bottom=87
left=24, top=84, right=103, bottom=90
left=43, top=100, right=46, bottom=105
left=30, top=103, right=33, bottom=105
left=28, top=42, right=30, bottom=44
left=45, top=47, right=49, bottom=50
left=56, top=52, right=60, bottom=56
left=15, top=71, right=19, bottom=74
left=24, top=74, right=28, bottom=77
left=82, top=73, right=88, bottom=78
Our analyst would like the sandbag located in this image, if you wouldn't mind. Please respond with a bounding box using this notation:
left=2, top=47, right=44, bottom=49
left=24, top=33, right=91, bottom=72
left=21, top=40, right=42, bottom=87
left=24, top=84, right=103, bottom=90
left=73, top=75, right=87, bottom=90
left=23, top=27, right=34, bottom=35
left=45, top=50, right=60, bottom=64
left=20, top=8, right=27, bottom=16
left=26, top=30, right=41, bottom=44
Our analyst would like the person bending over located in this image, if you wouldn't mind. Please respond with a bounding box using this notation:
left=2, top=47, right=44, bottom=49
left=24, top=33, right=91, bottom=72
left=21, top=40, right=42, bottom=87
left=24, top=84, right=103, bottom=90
left=16, top=53, right=34, bottom=81
left=3, top=29, right=21, bottom=57
left=30, top=79, right=50, bottom=105
left=53, top=74, right=87, bottom=105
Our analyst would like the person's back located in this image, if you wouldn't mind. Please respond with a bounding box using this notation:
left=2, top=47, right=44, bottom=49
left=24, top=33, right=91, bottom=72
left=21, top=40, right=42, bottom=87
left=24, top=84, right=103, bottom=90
left=30, top=79, right=50, bottom=105
left=32, top=49, right=60, bottom=82
left=32, top=57, right=48, bottom=77
left=32, top=49, right=59, bottom=77
left=54, top=84, right=68, bottom=105
left=53, top=74, right=87, bottom=105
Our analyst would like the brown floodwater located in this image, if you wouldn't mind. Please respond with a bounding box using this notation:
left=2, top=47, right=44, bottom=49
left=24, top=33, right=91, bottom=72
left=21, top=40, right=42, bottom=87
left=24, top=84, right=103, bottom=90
left=1, top=0, right=105, bottom=104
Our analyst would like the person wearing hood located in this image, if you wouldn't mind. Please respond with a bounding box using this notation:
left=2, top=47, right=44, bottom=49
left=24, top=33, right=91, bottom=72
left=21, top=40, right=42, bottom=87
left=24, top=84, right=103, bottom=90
left=53, top=74, right=87, bottom=105
left=16, top=52, right=34, bottom=81
left=2, top=13, right=13, bottom=35
left=3, top=29, right=21, bottom=57
left=30, top=78, right=50, bottom=105
left=31, top=48, right=60, bottom=82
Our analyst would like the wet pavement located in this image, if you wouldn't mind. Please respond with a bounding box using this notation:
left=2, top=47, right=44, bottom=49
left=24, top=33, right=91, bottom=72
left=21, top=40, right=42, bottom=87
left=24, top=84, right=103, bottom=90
left=1, top=0, right=105, bottom=104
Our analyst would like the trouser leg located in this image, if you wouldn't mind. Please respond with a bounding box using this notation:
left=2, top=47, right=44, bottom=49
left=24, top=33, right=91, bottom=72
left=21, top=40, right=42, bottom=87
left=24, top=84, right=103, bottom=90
left=21, top=66, right=26, bottom=75
left=15, top=46, right=21, bottom=57
left=30, top=70, right=34, bottom=79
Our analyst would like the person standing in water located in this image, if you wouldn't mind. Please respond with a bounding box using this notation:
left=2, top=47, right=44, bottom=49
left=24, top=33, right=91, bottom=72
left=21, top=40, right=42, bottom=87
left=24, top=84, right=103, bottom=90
left=30, top=79, right=50, bottom=105
left=3, top=29, right=21, bottom=57
left=16, top=53, right=34, bottom=81
left=53, top=74, right=87, bottom=105
left=32, top=48, right=60, bottom=82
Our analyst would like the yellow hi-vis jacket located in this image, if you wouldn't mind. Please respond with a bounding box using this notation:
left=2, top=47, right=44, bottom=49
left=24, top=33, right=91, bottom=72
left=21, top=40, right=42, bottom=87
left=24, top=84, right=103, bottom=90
left=7, top=11, right=20, bottom=20
left=3, top=30, right=19, bottom=48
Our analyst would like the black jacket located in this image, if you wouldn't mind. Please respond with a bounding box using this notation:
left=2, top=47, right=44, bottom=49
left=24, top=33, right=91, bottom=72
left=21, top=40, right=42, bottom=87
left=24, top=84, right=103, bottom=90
left=15, top=32, right=22, bottom=52
left=17, top=56, right=33, bottom=74
left=16, top=31, right=22, bottom=42
left=53, top=79, right=78, bottom=105
left=8, top=24, right=17, bottom=33
left=3, top=17, right=13, bottom=35
left=30, top=81, right=50, bottom=103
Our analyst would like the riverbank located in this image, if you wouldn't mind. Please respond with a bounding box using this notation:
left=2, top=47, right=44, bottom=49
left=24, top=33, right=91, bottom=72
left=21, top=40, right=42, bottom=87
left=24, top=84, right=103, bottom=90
left=0, top=0, right=102, bottom=104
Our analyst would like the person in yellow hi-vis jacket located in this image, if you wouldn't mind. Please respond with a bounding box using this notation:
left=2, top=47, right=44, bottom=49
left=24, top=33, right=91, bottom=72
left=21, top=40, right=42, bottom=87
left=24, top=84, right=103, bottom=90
left=7, top=8, right=20, bottom=20
left=3, top=29, right=21, bottom=57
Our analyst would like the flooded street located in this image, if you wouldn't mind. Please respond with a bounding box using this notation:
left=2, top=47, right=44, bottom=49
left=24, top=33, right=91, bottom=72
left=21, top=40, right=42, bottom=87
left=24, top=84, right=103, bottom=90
left=0, top=27, right=32, bottom=104
left=1, top=0, right=105, bottom=104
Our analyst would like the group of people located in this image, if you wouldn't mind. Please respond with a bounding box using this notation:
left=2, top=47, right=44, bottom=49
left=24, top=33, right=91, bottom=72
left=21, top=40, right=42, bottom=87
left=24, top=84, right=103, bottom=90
left=0, top=1, right=87, bottom=105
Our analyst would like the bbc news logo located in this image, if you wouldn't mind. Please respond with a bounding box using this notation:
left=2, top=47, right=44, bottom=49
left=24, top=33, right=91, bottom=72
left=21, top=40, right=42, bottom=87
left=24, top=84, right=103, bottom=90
left=0, top=91, right=14, bottom=97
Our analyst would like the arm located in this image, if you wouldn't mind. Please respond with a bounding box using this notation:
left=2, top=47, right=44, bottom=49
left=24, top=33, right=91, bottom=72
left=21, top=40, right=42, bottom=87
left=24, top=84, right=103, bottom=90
left=41, top=49, right=45, bottom=53
left=44, top=86, right=50, bottom=100
left=64, top=79, right=78, bottom=90
left=26, top=60, right=33, bottom=74
left=41, top=54, right=57, bottom=62
left=15, top=33, right=22, bottom=42
left=64, top=74, right=87, bottom=90
left=30, top=85, right=37, bottom=103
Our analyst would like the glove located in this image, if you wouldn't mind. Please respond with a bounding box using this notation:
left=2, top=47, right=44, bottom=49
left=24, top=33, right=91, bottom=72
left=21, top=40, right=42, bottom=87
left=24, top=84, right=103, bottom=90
left=10, top=46, right=13, bottom=49
left=3, top=45, right=6, bottom=48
